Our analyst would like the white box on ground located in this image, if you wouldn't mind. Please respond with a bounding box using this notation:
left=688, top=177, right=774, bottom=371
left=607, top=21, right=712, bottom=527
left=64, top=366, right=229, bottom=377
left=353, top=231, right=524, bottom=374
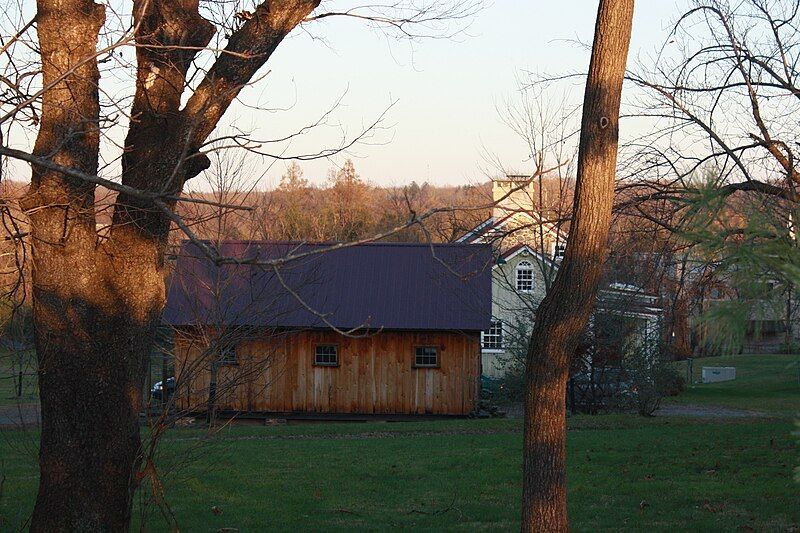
left=701, top=366, right=736, bottom=383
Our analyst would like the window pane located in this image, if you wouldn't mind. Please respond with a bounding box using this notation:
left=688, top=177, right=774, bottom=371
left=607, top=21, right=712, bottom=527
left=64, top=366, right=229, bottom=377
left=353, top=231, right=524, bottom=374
left=315, top=344, right=338, bottom=365
left=482, top=320, right=503, bottom=349
left=415, top=346, right=438, bottom=367
left=516, top=261, right=534, bottom=292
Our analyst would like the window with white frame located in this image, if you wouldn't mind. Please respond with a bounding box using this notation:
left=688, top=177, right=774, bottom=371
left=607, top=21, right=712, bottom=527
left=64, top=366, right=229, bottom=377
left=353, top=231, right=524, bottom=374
left=516, top=261, right=534, bottom=293
left=482, top=320, right=503, bottom=350
left=414, top=346, right=438, bottom=367
left=314, top=344, right=338, bottom=366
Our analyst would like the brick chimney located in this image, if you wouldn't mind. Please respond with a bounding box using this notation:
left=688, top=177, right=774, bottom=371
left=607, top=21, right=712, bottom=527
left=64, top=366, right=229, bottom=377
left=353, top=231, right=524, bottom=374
left=492, top=174, right=544, bottom=220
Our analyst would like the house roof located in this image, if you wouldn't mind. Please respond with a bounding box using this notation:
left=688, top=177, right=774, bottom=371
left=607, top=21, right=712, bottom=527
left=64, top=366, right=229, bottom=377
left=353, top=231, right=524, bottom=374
left=597, top=283, right=661, bottom=318
left=457, top=213, right=567, bottom=247
left=163, top=240, right=493, bottom=331
left=498, top=243, right=556, bottom=265
left=456, top=214, right=515, bottom=244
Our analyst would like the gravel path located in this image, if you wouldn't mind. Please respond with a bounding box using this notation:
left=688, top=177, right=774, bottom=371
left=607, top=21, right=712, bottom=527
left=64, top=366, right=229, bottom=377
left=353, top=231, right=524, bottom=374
left=653, top=403, right=764, bottom=418
left=503, top=402, right=763, bottom=419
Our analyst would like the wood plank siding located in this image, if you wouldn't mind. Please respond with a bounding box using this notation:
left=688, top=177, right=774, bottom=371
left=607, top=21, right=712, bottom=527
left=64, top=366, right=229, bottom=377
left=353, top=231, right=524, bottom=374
left=174, top=329, right=482, bottom=416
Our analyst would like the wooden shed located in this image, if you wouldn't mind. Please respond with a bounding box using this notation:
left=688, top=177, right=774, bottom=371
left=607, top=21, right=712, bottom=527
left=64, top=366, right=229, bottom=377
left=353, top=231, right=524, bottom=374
left=163, top=241, right=492, bottom=416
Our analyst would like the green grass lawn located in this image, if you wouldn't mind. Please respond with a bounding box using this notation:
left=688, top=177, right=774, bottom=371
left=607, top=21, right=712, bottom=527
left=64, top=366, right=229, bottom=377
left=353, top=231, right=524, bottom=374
left=1, top=354, right=798, bottom=531
left=670, top=353, right=800, bottom=417
left=0, top=350, right=37, bottom=407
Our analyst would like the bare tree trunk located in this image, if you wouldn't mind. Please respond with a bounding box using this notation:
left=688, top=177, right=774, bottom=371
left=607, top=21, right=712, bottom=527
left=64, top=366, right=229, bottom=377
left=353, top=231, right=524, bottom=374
left=521, top=1, right=634, bottom=531
left=22, top=1, right=143, bottom=530
left=207, top=362, right=219, bottom=426
left=23, top=0, right=317, bottom=529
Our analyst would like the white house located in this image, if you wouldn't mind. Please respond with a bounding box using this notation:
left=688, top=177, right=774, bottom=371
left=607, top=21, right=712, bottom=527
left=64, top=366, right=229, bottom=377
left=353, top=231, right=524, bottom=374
left=458, top=175, right=662, bottom=377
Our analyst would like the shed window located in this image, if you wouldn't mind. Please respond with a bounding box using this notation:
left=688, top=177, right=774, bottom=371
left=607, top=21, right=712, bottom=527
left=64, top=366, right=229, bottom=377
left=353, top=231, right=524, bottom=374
left=414, top=346, right=438, bottom=367
left=516, top=261, right=534, bottom=293
left=219, top=343, right=237, bottom=365
left=314, top=344, right=338, bottom=366
left=482, top=320, right=503, bottom=350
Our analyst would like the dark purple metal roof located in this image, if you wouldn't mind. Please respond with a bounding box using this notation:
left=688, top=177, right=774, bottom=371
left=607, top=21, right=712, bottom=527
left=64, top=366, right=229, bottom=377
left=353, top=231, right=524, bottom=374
left=163, top=241, right=493, bottom=331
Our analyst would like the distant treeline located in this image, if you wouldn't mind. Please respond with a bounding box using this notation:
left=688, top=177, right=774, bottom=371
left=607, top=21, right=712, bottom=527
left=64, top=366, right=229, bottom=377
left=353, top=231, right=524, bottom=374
left=176, top=160, right=494, bottom=244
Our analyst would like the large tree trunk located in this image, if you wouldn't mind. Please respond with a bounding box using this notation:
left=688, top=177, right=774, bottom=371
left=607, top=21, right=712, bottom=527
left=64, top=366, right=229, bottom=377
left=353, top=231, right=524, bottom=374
left=521, top=1, right=635, bottom=531
left=23, top=0, right=318, bottom=530
left=23, top=1, right=143, bottom=530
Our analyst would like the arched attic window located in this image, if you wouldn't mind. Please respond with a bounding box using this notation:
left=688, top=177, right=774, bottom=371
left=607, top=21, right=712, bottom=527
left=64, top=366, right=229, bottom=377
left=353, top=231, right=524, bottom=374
left=516, top=260, right=534, bottom=293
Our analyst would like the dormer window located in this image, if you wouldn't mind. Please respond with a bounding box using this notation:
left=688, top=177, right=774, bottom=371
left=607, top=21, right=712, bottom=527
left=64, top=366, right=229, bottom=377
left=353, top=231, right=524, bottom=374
left=516, top=261, right=534, bottom=293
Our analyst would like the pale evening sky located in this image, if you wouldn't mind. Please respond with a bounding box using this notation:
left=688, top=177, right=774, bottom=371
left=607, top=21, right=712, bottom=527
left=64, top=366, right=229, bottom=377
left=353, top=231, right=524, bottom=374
left=213, top=0, right=691, bottom=190
left=1, top=1, right=691, bottom=190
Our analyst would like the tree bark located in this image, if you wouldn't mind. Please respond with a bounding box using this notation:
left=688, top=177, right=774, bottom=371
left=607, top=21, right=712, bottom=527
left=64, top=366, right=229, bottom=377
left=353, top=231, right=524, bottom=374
left=521, top=1, right=635, bottom=531
left=23, top=1, right=136, bottom=530
left=25, top=0, right=318, bottom=530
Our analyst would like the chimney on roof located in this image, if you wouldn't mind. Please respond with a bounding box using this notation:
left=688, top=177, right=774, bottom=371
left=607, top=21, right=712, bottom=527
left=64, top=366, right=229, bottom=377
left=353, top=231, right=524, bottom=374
left=492, top=174, right=544, bottom=220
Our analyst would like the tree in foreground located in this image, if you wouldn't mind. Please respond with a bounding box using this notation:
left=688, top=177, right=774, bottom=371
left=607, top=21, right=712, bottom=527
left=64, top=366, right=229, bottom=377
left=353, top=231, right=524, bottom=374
left=521, top=0, right=635, bottom=530
left=0, top=0, right=475, bottom=529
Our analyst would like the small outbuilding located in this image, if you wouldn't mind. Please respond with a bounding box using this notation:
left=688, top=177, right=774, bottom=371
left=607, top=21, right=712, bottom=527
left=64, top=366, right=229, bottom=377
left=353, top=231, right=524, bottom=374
left=163, top=241, right=492, bottom=416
